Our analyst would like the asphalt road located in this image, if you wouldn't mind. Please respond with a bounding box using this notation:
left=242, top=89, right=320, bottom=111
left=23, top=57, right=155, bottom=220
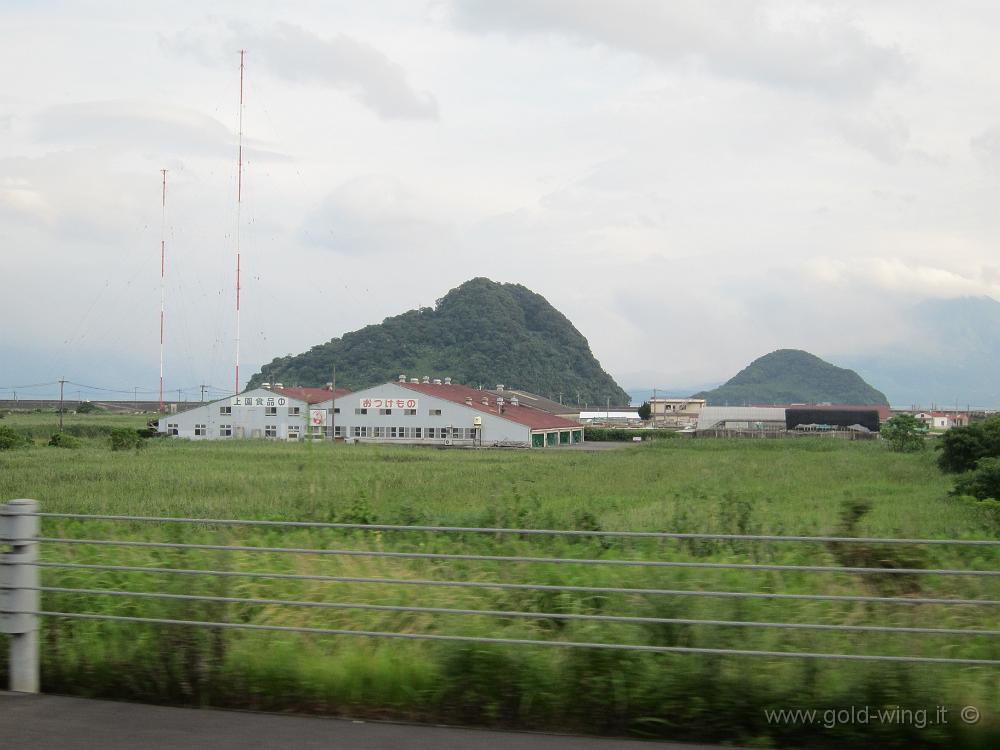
left=1, top=693, right=738, bottom=750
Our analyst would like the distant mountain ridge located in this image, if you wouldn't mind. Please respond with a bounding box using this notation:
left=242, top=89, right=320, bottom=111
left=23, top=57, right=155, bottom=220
left=248, top=278, right=629, bottom=404
left=691, top=349, right=889, bottom=406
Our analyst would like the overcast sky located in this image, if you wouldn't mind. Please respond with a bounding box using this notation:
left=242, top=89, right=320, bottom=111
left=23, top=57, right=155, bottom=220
left=3, top=1, right=999, bottom=400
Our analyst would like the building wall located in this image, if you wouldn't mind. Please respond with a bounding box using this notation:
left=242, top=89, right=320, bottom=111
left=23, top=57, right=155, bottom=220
left=312, top=382, right=531, bottom=446
left=158, top=388, right=309, bottom=440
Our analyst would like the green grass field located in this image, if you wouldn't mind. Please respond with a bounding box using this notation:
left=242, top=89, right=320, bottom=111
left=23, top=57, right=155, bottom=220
left=1, top=411, right=998, bottom=748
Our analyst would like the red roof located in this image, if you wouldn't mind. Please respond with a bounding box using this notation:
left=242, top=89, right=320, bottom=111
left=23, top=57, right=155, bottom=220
left=398, top=381, right=581, bottom=431
left=274, top=386, right=352, bottom=404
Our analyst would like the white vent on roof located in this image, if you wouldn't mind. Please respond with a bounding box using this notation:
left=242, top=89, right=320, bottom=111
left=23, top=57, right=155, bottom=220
left=497, top=396, right=504, bottom=407
left=409, top=378, right=419, bottom=383
left=496, top=384, right=504, bottom=392
left=399, top=374, right=406, bottom=382
left=465, top=397, right=473, bottom=405
left=444, top=377, right=452, bottom=385
left=275, top=383, right=283, bottom=389
left=510, top=396, right=519, bottom=407
left=422, top=376, right=430, bottom=384
left=433, top=379, right=442, bottom=385
left=481, top=397, right=489, bottom=405
left=325, top=382, right=334, bottom=390
left=262, top=382, right=271, bottom=389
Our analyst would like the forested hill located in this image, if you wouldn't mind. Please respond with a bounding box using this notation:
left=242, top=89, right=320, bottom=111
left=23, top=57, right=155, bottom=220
left=248, top=278, right=629, bottom=404
left=691, top=349, right=889, bottom=406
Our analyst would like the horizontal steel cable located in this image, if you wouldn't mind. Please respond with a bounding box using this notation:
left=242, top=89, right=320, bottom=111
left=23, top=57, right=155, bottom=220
left=30, top=512, right=1000, bottom=546
left=33, top=561, right=1000, bottom=606
left=35, top=537, right=1000, bottom=576
left=28, top=610, right=1000, bottom=666
left=31, top=586, right=1000, bottom=637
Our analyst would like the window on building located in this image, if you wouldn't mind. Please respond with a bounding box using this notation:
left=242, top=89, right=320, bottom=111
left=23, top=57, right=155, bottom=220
left=265, top=425, right=278, bottom=438
left=426, top=427, right=436, bottom=439
left=220, top=425, right=232, bottom=437
left=334, top=407, right=340, bottom=414
left=287, top=427, right=300, bottom=440
left=352, top=426, right=368, bottom=438
left=265, top=406, right=277, bottom=416
left=167, top=423, right=178, bottom=436
left=390, top=426, right=399, bottom=438
left=334, top=426, right=343, bottom=437
left=288, top=406, right=300, bottom=416
left=404, top=408, right=416, bottom=416
left=414, top=427, right=422, bottom=439
left=355, top=408, right=368, bottom=415
left=379, top=408, right=392, bottom=415
left=373, top=426, right=386, bottom=438
left=194, top=424, right=207, bottom=436
left=429, top=409, right=442, bottom=416
left=219, top=406, right=232, bottom=415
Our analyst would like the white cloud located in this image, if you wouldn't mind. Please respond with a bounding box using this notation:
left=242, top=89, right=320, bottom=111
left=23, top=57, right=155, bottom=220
left=450, top=0, right=908, bottom=98
left=163, top=21, right=438, bottom=120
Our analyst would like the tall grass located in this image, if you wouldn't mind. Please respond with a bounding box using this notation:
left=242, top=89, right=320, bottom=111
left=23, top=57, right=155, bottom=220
left=0, top=420, right=997, bottom=747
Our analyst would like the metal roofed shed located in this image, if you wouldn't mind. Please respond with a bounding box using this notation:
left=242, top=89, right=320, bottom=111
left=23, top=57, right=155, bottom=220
left=786, top=408, right=881, bottom=433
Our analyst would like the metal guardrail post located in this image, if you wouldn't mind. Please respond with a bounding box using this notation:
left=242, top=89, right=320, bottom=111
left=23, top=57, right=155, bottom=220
left=1, top=499, right=40, bottom=692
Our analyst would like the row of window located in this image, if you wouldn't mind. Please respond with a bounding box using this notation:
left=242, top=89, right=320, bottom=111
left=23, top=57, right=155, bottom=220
left=351, top=426, right=475, bottom=439
left=220, top=406, right=302, bottom=417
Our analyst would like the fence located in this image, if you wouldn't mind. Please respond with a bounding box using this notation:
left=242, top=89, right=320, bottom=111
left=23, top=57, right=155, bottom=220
left=3, top=497, right=999, bottom=694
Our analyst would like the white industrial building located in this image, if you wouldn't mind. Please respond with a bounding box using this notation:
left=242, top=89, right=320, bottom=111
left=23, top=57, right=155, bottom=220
left=321, top=377, right=583, bottom=448
left=159, top=378, right=582, bottom=448
left=157, top=385, right=349, bottom=441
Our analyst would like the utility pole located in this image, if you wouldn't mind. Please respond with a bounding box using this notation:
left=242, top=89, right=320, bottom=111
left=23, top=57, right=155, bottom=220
left=200, top=384, right=208, bottom=402
left=58, top=378, right=66, bottom=431
left=177, top=388, right=182, bottom=404
left=134, top=387, right=138, bottom=411
left=329, top=366, right=337, bottom=442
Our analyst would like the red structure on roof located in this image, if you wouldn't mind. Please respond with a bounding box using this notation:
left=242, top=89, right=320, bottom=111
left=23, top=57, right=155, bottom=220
left=399, top=381, right=580, bottom=431
left=274, top=386, right=352, bottom=404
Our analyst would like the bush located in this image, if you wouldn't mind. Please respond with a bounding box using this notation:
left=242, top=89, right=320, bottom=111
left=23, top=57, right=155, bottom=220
left=0, top=424, right=30, bottom=450
left=584, top=427, right=679, bottom=442
left=881, top=414, right=925, bottom=452
left=951, top=457, right=1000, bottom=502
left=109, top=428, right=146, bottom=451
left=937, top=416, right=1000, bottom=473
left=75, top=401, right=100, bottom=414
left=48, top=433, right=81, bottom=449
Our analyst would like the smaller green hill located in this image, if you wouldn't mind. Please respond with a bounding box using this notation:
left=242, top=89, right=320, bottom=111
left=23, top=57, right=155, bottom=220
left=692, top=349, right=889, bottom=406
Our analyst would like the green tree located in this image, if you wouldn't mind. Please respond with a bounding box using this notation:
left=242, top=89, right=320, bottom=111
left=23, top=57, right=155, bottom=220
left=937, top=416, right=1000, bottom=473
left=881, top=414, right=926, bottom=452
left=952, top=457, right=1000, bottom=502
left=637, top=401, right=651, bottom=420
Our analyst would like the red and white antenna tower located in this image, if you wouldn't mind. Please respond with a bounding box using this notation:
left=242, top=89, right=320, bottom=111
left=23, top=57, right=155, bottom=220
left=159, top=168, right=167, bottom=412
left=234, top=49, right=245, bottom=396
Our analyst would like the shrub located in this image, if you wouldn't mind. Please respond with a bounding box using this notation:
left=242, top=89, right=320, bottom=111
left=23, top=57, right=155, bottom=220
left=75, top=401, right=100, bottom=414
left=951, top=457, right=1000, bottom=502
left=937, top=416, right=1000, bottom=473
left=881, top=414, right=925, bottom=452
left=583, top=427, right=680, bottom=442
left=0, top=424, right=30, bottom=450
left=48, top=433, right=81, bottom=449
left=109, top=428, right=145, bottom=451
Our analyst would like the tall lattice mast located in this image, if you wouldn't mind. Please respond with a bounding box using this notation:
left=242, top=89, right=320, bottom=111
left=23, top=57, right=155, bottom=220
left=159, top=168, right=167, bottom=411
left=235, top=49, right=245, bottom=395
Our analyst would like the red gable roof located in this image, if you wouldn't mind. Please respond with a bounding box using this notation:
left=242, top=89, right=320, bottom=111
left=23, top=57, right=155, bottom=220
left=274, top=386, right=352, bottom=404
left=398, top=381, right=581, bottom=431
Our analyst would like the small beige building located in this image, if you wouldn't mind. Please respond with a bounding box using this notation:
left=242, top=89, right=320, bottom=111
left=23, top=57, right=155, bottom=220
left=649, top=398, right=706, bottom=428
